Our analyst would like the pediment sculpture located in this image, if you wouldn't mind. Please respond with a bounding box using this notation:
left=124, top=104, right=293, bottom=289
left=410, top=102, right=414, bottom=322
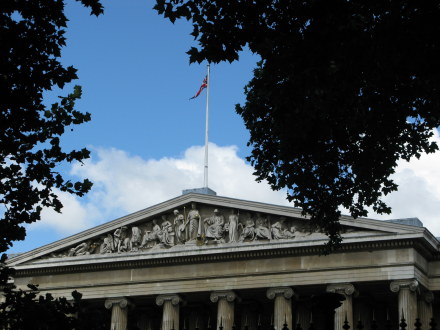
left=45, top=203, right=325, bottom=259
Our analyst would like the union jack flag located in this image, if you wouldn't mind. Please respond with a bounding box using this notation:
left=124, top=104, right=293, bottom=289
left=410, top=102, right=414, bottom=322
left=190, top=76, right=208, bottom=100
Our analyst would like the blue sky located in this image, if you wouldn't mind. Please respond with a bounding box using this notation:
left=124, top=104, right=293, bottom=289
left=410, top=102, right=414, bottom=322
left=55, top=0, right=258, bottom=160
left=8, top=0, right=440, bottom=253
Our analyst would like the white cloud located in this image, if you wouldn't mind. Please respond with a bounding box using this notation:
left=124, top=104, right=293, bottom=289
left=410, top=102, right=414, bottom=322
left=32, top=190, right=98, bottom=235
left=31, top=132, right=440, bottom=238
left=370, top=130, right=440, bottom=236
left=31, top=143, right=289, bottom=235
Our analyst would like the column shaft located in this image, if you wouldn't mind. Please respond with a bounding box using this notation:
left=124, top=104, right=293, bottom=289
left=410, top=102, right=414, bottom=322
left=156, top=294, right=182, bottom=330
left=210, top=291, right=237, bottom=330
left=390, top=280, right=419, bottom=330
left=105, top=298, right=129, bottom=330
left=326, top=284, right=356, bottom=330
left=419, top=291, right=434, bottom=329
left=399, top=287, right=417, bottom=329
left=163, top=300, right=180, bottom=330
left=266, top=287, right=294, bottom=330
left=217, top=298, right=234, bottom=330
left=274, top=295, right=292, bottom=330
left=336, top=295, right=352, bottom=329
left=111, top=304, right=128, bottom=330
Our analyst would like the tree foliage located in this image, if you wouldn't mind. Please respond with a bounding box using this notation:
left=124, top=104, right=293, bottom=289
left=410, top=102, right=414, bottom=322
left=1, top=0, right=103, bottom=325
left=0, top=259, right=108, bottom=330
left=0, top=282, right=81, bottom=329
left=0, top=0, right=104, bottom=254
left=155, top=0, right=440, bottom=248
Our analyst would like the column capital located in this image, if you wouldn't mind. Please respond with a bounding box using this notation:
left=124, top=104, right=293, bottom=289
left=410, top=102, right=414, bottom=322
left=104, top=297, right=130, bottom=309
left=156, top=294, right=183, bottom=306
left=390, top=279, right=419, bottom=293
left=422, top=291, right=435, bottom=303
left=210, top=290, right=238, bottom=303
left=326, top=283, right=356, bottom=296
left=266, top=286, right=294, bottom=300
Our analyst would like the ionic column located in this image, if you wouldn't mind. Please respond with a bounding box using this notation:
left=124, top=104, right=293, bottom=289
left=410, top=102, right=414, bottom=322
left=266, top=287, right=294, bottom=330
left=390, top=279, right=419, bottom=329
left=326, top=283, right=356, bottom=330
left=418, top=291, right=434, bottom=330
left=210, top=290, right=237, bottom=330
left=156, top=294, right=182, bottom=330
left=105, top=297, right=130, bottom=330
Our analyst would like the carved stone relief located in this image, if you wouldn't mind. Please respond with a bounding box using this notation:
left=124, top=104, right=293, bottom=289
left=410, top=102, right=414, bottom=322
left=46, top=203, right=325, bottom=259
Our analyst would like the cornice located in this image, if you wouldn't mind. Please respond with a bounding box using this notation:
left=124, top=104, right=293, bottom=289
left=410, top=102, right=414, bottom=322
left=13, top=238, right=421, bottom=277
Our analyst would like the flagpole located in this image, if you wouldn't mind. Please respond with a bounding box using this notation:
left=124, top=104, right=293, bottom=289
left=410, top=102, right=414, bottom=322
left=204, top=63, right=210, bottom=188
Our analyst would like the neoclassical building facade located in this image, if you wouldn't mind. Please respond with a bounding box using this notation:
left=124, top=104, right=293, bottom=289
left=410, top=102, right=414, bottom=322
left=7, top=191, right=440, bottom=330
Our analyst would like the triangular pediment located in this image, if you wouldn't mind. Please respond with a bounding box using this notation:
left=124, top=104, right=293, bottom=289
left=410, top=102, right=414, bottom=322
left=7, top=193, right=436, bottom=268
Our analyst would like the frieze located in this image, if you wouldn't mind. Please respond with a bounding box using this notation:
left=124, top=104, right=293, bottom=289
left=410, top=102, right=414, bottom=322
left=41, top=203, right=347, bottom=260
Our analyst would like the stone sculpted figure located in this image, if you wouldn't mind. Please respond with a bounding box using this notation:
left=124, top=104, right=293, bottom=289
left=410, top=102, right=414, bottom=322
left=114, top=226, right=130, bottom=252
left=271, top=221, right=285, bottom=240
left=140, top=219, right=161, bottom=248
left=225, top=209, right=239, bottom=243
left=130, top=226, right=142, bottom=251
left=113, top=227, right=122, bottom=251
left=238, top=213, right=255, bottom=242
left=271, top=217, right=295, bottom=240
left=68, top=241, right=91, bottom=256
left=290, top=225, right=302, bottom=236
left=283, top=227, right=295, bottom=239
left=254, top=213, right=271, bottom=240
left=204, top=209, right=225, bottom=241
left=186, top=202, right=201, bottom=241
left=100, top=234, right=114, bottom=254
left=160, top=215, right=175, bottom=247
left=173, top=210, right=186, bottom=244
